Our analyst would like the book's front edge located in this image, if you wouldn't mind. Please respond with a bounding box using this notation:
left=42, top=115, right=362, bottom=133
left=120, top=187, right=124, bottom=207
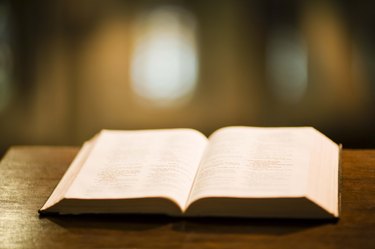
left=38, top=140, right=95, bottom=214
left=337, top=144, right=343, bottom=218
left=38, top=204, right=62, bottom=215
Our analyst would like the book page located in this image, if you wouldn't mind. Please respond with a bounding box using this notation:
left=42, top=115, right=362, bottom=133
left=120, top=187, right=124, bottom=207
left=65, top=129, right=207, bottom=210
left=187, top=127, right=314, bottom=206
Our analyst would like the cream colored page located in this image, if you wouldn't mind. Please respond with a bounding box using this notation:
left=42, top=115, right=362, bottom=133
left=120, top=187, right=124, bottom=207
left=188, top=127, right=314, bottom=204
left=65, top=129, right=207, bottom=209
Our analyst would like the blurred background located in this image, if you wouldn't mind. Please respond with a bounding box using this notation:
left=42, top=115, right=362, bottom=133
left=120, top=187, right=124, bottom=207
left=0, top=0, right=374, bottom=156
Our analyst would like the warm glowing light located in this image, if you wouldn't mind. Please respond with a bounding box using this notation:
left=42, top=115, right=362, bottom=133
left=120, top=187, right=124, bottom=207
left=266, top=27, right=307, bottom=103
left=131, top=6, right=198, bottom=106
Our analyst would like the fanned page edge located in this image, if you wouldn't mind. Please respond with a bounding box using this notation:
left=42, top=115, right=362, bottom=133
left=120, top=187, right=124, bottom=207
left=39, top=139, right=96, bottom=213
left=338, top=144, right=343, bottom=218
left=305, top=129, right=341, bottom=218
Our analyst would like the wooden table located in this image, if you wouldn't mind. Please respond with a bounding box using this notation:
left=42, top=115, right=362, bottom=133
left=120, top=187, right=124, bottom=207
left=0, top=146, right=374, bottom=249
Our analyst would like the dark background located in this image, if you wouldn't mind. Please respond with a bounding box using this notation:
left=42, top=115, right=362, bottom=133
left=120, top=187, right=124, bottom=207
left=1, top=0, right=375, bottom=156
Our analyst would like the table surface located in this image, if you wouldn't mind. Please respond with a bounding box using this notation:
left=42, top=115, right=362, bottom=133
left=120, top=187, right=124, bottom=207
left=0, top=146, right=374, bottom=249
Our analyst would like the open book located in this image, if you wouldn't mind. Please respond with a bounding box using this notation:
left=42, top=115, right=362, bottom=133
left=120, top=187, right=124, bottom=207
left=40, top=126, right=341, bottom=218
